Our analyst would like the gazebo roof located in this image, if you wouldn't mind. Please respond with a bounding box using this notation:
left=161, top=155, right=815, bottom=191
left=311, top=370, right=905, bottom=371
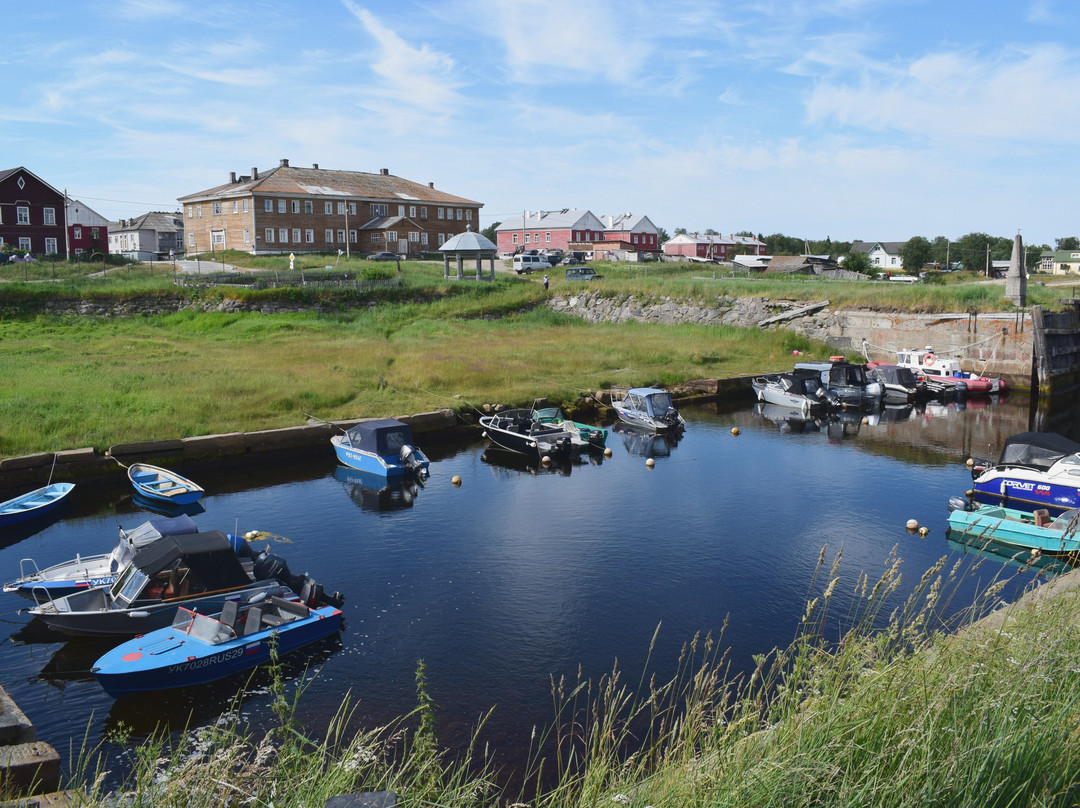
left=440, top=227, right=497, bottom=253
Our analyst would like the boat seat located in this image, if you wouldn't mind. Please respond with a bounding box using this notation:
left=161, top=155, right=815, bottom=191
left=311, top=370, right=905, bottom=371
left=243, top=606, right=263, bottom=635
left=271, top=595, right=311, bottom=619
left=219, top=600, right=240, bottom=631
left=1034, top=509, right=1051, bottom=528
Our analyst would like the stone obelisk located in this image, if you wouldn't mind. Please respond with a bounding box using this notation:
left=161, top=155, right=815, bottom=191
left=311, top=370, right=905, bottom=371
left=1005, top=232, right=1026, bottom=306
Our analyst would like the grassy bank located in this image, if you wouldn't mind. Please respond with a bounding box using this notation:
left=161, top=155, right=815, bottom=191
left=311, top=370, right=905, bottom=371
left=45, top=547, right=1080, bottom=807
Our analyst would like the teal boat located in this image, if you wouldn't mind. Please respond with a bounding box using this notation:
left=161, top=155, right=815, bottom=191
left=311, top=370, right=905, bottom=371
left=947, top=499, right=1080, bottom=555
left=531, top=407, right=607, bottom=450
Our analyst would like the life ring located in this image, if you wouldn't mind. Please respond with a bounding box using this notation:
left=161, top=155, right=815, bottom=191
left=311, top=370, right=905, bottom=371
left=924, top=352, right=937, bottom=364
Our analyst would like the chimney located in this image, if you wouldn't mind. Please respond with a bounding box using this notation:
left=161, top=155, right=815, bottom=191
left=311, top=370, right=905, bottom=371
left=230, top=171, right=237, bottom=183
left=280, top=158, right=289, bottom=167
left=380, top=168, right=389, bottom=175
left=252, top=167, right=259, bottom=179
left=428, top=181, right=434, bottom=188
left=313, top=163, right=319, bottom=170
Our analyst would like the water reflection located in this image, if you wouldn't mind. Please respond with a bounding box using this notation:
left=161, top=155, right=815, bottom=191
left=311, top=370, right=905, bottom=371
left=945, top=534, right=1079, bottom=576
left=334, top=465, right=420, bottom=512
left=612, top=423, right=683, bottom=458
left=480, top=447, right=575, bottom=476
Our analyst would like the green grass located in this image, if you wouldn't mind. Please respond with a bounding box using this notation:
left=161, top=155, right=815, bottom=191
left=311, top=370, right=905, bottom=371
left=33, top=545, right=1080, bottom=807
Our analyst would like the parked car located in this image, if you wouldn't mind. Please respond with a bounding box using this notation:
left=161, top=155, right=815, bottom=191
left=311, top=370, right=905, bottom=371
left=565, top=266, right=604, bottom=281
left=369, top=252, right=400, bottom=261
left=513, top=254, right=551, bottom=274
left=561, top=251, right=587, bottom=266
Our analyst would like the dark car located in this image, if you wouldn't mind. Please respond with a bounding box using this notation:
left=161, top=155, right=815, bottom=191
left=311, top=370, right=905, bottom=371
left=565, top=266, right=604, bottom=281
left=369, top=252, right=400, bottom=261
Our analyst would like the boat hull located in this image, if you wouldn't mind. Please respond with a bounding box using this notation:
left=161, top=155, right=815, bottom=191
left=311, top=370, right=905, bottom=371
left=947, top=505, right=1080, bottom=554
left=0, top=483, right=76, bottom=527
left=93, top=606, right=342, bottom=696
left=331, top=436, right=429, bottom=479
left=971, top=473, right=1080, bottom=516
left=480, top=411, right=575, bottom=459
left=128, top=464, right=204, bottom=505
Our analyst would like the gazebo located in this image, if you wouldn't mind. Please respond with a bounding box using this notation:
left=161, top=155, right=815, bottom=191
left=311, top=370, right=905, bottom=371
left=440, top=226, right=498, bottom=281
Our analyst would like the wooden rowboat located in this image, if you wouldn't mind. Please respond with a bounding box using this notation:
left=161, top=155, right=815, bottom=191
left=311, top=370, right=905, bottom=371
left=0, top=482, right=76, bottom=527
left=127, top=463, right=204, bottom=506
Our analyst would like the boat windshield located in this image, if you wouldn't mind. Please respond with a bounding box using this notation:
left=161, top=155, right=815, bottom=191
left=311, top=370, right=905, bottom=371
left=171, top=608, right=237, bottom=644
left=647, top=392, right=674, bottom=414
left=114, top=567, right=149, bottom=606
left=1050, top=510, right=1080, bottom=533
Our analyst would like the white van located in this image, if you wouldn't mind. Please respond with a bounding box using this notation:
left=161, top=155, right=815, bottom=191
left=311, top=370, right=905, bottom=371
left=512, top=254, right=551, bottom=274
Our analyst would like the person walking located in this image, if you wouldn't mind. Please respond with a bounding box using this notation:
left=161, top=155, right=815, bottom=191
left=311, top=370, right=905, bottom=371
left=543, top=274, right=549, bottom=290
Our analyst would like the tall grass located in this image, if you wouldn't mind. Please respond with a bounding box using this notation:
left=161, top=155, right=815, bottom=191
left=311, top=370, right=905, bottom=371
left=41, top=546, right=1080, bottom=807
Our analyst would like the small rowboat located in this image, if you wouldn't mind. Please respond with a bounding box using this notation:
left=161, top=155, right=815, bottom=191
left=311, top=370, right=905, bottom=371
left=0, top=482, right=76, bottom=527
left=127, top=463, right=204, bottom=506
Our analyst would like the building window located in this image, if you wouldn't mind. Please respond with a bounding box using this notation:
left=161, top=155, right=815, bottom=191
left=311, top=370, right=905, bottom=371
left=18, top=237, right=31, bottom=251
left=187, top=206, right=193, bottom=218
left=44, top=207, right=56, bottom=225
left=438, top=208, right=444, bottom=220
left=211, top=202, right=222, bottom=215
left=337, top=229, right=346, bottom=243
left=335, top=202, right=344, bottom=215
left=350, top=230, right=357, bottom=243
left=243, top=199, right=249, bottom=213
left=420, top=207, right=427, bottom=219
left=233, top=201, right=239, bottom=214
left=189, top=233, right=195, bottom=247
left=325, top=202, right=333, bottom=215
left=525, top=234, right=531, bottom=243
left=456, top=209, right=463, bottom=221
left=387, top=231, right=398, bottom=242
left=370, top=232, right=382, bottom=243
left=545, top=232, right=551, bottom=242
left=325, top=229, right=334, bottom=242
left=305, top=229, right=314, bottom=243
left=438, top=233, right=445, bottom=246
left=632, top=235, right=639, bottom=244
left=279, top=228, right=288, bottom=243
left=409, top=205, right=416, bottom=218
left=212, top=231, right=225, bottom=247
left=275, top=200, right=284, bottom=213
left=74, top=226, right=82, bottom=239
left=292, top=228, right=301, bottom=243
left=512, top=234, right=518, bottom=244
left=466, top=210, right=473, bottom=221
left=291, top=200, right=300, bottom=214
left=371, top=203, right=388, bottom=217
left=264, top=199, right=273, bottom=212
left=243, top=228, right=251, bottom=244
left=421, top=232, right=428, bottom=246
left=408, top=231, right=419, bottom=243
left=265, top=229, right=275, bottom=243
left=74, top=248, right=83, bottom=256
left=304, top=200, right=313, bottom=214
left=91, top=227, right=99, bottom=240
left=45, top=238, right=57, bottom=254
left=398, top=205, right=405, bottom=216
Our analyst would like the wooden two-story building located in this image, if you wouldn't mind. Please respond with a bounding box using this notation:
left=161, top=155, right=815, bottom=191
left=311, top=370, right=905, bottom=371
left=178, top=159, right=483, bottom=257
left=0, top=167, right=67, bottom=257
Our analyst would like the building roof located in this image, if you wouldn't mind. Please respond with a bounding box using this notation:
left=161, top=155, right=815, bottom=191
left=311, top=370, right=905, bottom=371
left=178, top=160, right=481, bottom=208
left=65, top=199, right=110, bottom=226
left=851, top=241, right=905, bottom=255
left=110, top=212, right=183, bottom=234
left=495, top=209, right=602, bottom=231
left=599, top=213, right=656, bottom=232
left=0, top=166, right=64, bottom=197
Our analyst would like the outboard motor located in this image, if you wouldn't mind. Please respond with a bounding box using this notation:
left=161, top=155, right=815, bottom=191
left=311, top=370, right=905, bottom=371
left=399, top=444, right=428, bottom=480
left=815, top=386, right=842, bottom=408
left=253, top=549, right=345, bottom=608
left=947, top=495, right=976, bottom=513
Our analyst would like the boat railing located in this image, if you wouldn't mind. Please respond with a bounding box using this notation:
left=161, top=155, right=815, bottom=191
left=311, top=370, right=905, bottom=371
left=18, top=557, right=43, bottom=580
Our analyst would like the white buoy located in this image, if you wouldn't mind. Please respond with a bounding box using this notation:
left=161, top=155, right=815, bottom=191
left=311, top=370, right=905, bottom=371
left=541, top=455, right=551, bottom=465
left=604, top=447, right=613, bottom=458
left=906, top=518, right=919, bottom=531
left=646, top=458, right=655, bottom=468
left=451, top=475, right=462, bottom=486
left=731, top=427, right=740, bottom=436
left=966, top=458, right=974, bottom=468
left=862, top=417, right=869, bottom=425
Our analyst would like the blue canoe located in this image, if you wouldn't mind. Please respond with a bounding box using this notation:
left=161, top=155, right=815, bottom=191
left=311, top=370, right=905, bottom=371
left=127, top=463, right=204, bottom=506
left=92, top=595, right=343, bottom=697
left=0, top=482, right=76, bottom=527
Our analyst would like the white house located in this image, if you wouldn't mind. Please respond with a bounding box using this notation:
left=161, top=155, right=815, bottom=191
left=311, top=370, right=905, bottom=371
left=851, top=241, right=904, bottom=269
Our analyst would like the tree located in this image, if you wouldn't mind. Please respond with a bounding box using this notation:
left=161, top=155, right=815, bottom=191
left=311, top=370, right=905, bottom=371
left=704, top=228, right=718, bottom=236
left=656, top=226, right=670, bottom=245
left=481, top=222, right=500, bottom=243
left=1055, top=236, right=1079, bottom=250
left=930, top=236, right=950, bottom=267
left=674, top=227, right=687, bottom=236
left=843, top=251, right=872, bottom=274
left=899, top=236, right=933, bottom=271
left=953, top=232, right=994, bottom=274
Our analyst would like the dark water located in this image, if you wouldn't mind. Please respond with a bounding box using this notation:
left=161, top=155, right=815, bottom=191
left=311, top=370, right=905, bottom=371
left=0, top=395, right=1060, bottom=781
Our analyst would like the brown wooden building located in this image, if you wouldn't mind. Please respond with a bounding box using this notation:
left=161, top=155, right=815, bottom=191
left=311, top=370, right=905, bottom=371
left=177, top=159, right=483, bottom=257
left=0, top=167, right=67, bottom=257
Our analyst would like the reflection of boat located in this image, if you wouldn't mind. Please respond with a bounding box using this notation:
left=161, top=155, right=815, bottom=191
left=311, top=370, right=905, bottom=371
left=865, top=363, right=927, bottom=404
left=879, top=403, right=916, bottom=423
left=127, top=463, right=204, bottom=506
left=946, top=536, right=1076, bottom=577
left=93, top=595, right=343, bottom=697
left=334, top=465, right=419, bottom=511
left=4, top=514, right=198, bottom=600
left=331, top=418, right=429, bottom=481
left=947, top=500, right=1080, bottom=556
left=481, top=447, right=574, bottom=476
left=611, top=388, right=685, bottom=432
left=752, top=371, right=835, bottom=412
left=132, top=492, right=206, bottom=517
left=969, top=431, right=1080, bottom=516
left=531, top=407, right=607, bottom=450
left=753, top=401, right=823, bottom=434
left=613, top=423, right=681, bottom=458
left=479, top=409, right=575, bottom=459
left=29, top=530, right=342, bottom=637
left=896, top=347, right=1005, bottom=395
left=0, top=482, right=76, bottom=527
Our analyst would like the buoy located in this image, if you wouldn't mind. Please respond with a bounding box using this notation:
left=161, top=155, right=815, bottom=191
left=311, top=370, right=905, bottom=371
left=906, top=518, right=919, bottom=531
left=604, top=447, right=613, bottom=458
left=451, top=475, right=462, bottom=486
left=966, top=458, right=974, bottom=468
left=731, top=427, right=740, bottom=436
left=918, top=526, right=929, bottom=537
left=862, top=417, right=869, bottom=424
left=541, top=455, right=551, bottom=465
left=646, top=458, right=655, bottom=468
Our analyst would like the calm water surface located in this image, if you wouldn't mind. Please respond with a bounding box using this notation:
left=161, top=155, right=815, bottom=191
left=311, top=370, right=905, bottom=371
left=0, top=395, right=1058, bottom=780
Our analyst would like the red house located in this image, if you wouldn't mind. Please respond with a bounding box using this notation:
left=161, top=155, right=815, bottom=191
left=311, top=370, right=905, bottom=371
left=0, top=167, right=67, bottom=257
left=661, top=232, right=766, bottom=261
left=66, top=198, right=110, bottom=257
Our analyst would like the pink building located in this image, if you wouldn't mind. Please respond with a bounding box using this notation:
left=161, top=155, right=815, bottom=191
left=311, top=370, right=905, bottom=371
left=661, top=233, right=766, bottom=260
left=495, top=209, right=660, bottom=255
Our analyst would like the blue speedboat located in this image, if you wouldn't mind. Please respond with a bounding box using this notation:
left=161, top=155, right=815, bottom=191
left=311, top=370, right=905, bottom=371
left=331, top=418, right=429, bottom=480
left=0, top=482, right=75, bottom=528
left=611, top=388, right=685, bottom=432
left=969, top=431, right=1080, bottom=516
left=92, top=594, right=343, bottom=697
left=947, top=499, right=1080, bottom=556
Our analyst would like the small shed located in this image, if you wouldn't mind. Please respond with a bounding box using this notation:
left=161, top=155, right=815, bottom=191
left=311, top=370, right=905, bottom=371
left=440, top=226, right=498, bottom=280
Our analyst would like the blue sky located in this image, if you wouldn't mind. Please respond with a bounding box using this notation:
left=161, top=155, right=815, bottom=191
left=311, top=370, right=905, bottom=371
left=4, top=0, right=1077, bottom=247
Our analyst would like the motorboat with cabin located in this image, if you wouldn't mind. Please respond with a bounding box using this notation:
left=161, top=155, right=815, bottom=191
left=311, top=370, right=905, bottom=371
left=895, top=347, right=1006, bottom=395
left=967, top=431, right=1080, bottom=516
left=752, top=369, right=840, bottom=413
left=331, top=418, right=429, bottom=480
left=865, top=363, right=928, bottom=404
left=610, top=388, right=686, bottom=432
left=793, top=359, right=883, bottom=409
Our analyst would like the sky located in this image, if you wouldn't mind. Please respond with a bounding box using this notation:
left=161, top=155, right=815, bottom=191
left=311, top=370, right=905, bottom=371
left=3, top=0, right=1078, bottom=247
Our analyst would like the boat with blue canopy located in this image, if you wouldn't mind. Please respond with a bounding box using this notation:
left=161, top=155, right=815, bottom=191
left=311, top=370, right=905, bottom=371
left=611, top=388, right=685, bottom=432
left=968, top=431, right=1080, bottom=516
left=331, top=418, right=429, bottom=480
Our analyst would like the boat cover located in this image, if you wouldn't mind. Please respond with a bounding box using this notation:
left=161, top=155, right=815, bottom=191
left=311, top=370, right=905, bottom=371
left=131, top=531, right=251, bottom=590
left=997, top=432, right=1080, bottom=470
left=343, top=419, right=416, bottom=455
left=120, top=514, right=198, bottom=548
left=624, top=388, right=676, bottom=417
left=870, top=364, right=920, bottom=386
